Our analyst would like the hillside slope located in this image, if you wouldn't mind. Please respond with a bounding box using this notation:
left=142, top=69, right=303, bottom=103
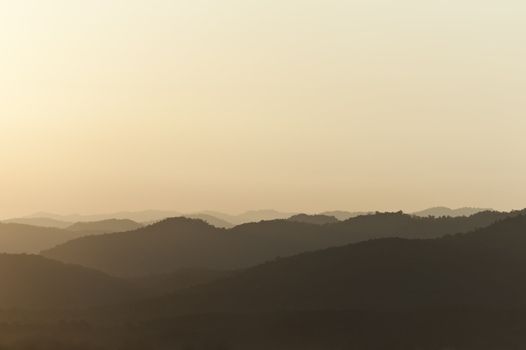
left=0, top=254, right=142, bottom=308
left=139, top=214, right=526, bottom=316
left=0, top=223, right=80, bottom=254
left=42, top=210, right=524, bottom=276
left=67, top=219, right=143, bottom=234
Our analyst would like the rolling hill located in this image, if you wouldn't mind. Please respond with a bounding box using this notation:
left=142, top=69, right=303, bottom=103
left=320, top=211, right=372, bottom=220
left=42, top=210, right=524, bottom=277
left=136, top=214, right=526, bottom=316
left=67, top=219, right=143, bottom=235
left=288, top=214, right=339, bottom=225
left=2, top=217, right=72, bottom=229
left=413, top=206, right=492, bottom=217
left=199, top=210, right=295, bottom=225
left=0, top=223, right=79, bottom=254
left=26, top=210, right=181, bottom=224
left=0, top=254, right=142, bottom=308
left=184, top=214, right=233, bottom=228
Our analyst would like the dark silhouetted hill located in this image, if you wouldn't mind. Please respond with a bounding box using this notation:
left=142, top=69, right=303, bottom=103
left=136, top=214, right=526, bottom=316
left=0, top=254, right=142, bottom=308
left=129, top=268, right=235, bottom=296
left=42, top=210, right=525, bottom=277
left=320, top=210, right=372, bottom=220
left=288, top=214, right=339, bottom=225
left=184, top=214, right=233, bottom=228
left=413, top=206, right=492, bottom=217
left=4, top=309, right=526, bottom=350
left=67, top=219, right=143, bottom=235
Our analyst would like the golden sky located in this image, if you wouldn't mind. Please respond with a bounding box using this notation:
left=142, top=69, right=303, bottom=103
left=1, top=0, right=526, bottom=217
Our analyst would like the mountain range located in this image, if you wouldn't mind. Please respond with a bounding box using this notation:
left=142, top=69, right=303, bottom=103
left=143, top=214, right=526, bottom=316
left=67, top=219, right=143, bottom=235
left=0, top=254, right=142, bottom=308
left=412, top=206, right=492, bottom=217
left=2, top=209, right=526, bottom=349
left=0, top=219, right=143, bottom=254
left=42, top=209, right=523, bottom=277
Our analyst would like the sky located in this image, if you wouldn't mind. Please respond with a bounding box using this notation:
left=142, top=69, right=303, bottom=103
left=1, top=0, right=526, bottom=217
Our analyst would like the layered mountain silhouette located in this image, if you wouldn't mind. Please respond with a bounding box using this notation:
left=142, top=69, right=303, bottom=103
left=183, top=214, right=234, bottom=228
left=0, top=254, right=142, bottom=308
left=320, top=210, right=372, bottom=220
left=131, top=214, right=526, bottom=316
left=288, top=214, right=339, bottom=225
left=25, top=209, right=295, bottom=227
left=199, top=210, right=295, bottom=225
left=129, top=268, right=235, bottom=296
left=0, top=223, right=79, bottom=254
left=25, top=210, right=181, bottom=224
left=2, top=217, right=72, bottom=229
left=412, top=206, right=492, bottom=217
left=3, top=211, right=526, bottom=349
left=42, top=210, right=524, bottom=277
left=67, top=219, right=143, bottom=235
left=0, top=220, right=142, bottom=254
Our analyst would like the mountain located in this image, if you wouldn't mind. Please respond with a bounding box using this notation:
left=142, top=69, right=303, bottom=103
left=200, top=210, right=295, bottom=225
left=42, top=210, right=524, bottom=277
left=137, top=214, right=526, bottom=316
left=413, top=206, right=492, bottom=217
left=184, top=214, right=233, bottom=228
left=6, top=214, right=526, bottom=349
left=26, top=209, right=295, bottom=227
left=0, top=223, right=81, bottom=254
left=27, top=210, right=181, bottom=223
left=2, top=217, right=72, bottom=229
left=0, top=254, right=142, bottom=308
left=67, top=219, right=143, bottom=235
left=288, top=214, right=339, bottom=225
left=320, top=211, right=372, bottom=221
left=129, top=268, right=235, bottom=296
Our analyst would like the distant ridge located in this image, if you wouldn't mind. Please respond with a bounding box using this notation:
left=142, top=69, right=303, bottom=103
left=134, top=214, right=526, bottom=316
left=0, top=223, right=79, bottom=254
left=24, top=209, right=294, bottom=227
left=67, top=219, right=143, bottom=234
left=184, top=214, right=233, bottom=228
left=288, top=214, right=339, bottom=225
left=2, top=217, right=72, bottom=229
left=320, top=211, right=373, bottom=221
left=42, top=210, right=525, bottom=277
left=26, top=210, right=181, bottom=223
left=200, top=210, right=296, bottom=225
left=413, top=206, right=492, bottom=217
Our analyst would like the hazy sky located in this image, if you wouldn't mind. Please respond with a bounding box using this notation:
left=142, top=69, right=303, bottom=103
left=1, top=0, right=526, bottom=217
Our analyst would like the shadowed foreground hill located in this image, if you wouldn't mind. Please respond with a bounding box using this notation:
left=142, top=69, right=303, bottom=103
left=0, top=223, right=81, bottom=254
left=42, top=210, right=524, bottom=277
left=67, top=219, right=143, bottom=235
left=134, top=214, right=526, bottom=316
left=129, top=269, right=235, bottom=296
left=0, top=254, right=142, bottom=308
left=5, top=216, right=526, bottom=349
